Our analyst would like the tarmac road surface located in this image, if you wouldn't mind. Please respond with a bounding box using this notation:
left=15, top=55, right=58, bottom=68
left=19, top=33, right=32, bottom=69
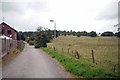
left=2, top=43, right=69, bottom=78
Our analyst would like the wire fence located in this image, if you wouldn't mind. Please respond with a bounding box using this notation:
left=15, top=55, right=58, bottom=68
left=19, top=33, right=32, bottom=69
left=0, top=38, right=18, bottom=58
left=47, top=45, right=119, bottom=73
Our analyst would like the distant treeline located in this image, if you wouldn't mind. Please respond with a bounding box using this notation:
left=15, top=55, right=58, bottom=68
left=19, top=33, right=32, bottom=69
left=17, top=27, right=120, bottom=48
left=18, top=30, right=120, bottom=40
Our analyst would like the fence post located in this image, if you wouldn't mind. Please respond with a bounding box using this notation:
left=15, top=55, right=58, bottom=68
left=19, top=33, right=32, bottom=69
left=113, top=64, right=118, bottom=72
left=76, top=51, right=80, bottom=59
left=53, top=46, right=55, bottom=51
left=72, top=50, right=73, bottom=54
left=92, top=50, right=95, bottom=63
left=62, top=48, right=63, bottom=53
left=74, top=50, right=77, bottom=58
left=74, top=50, right=80, bottom=59
left=68, top=48, right=70, bottom=54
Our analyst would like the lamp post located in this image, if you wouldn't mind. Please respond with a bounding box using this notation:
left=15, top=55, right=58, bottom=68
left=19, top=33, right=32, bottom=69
left=115, top=1, right=120, bottom=32
left=114, top=23, right=120, bottom=32
left=50, top=20, right=56, bottom=50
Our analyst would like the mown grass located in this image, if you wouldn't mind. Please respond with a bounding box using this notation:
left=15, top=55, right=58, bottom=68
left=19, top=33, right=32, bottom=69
left=42, top=47, right=118, bottom=78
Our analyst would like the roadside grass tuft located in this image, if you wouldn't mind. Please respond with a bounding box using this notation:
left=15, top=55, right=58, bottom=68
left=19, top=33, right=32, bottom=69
left=42, top=47, right=118, bottom=78
left=18, top=41, right=25, bottom=52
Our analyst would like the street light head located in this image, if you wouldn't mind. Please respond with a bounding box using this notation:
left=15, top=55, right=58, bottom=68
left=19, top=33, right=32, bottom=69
left=114, top=25, right=117, bottom=27
left=50, top=20, right=54, bottom=22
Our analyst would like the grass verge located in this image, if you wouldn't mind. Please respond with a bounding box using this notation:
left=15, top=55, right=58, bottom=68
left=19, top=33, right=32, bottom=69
left=18, top=40, right=25, bottom=52
left=42, top=47, right=118, bottom=78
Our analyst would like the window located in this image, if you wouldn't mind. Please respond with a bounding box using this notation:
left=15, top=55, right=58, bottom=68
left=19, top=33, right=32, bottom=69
left=7, top=30, right=11, bottom=35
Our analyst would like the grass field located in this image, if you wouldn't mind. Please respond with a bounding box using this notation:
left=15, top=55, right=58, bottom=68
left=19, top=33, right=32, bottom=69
left=47, top=36, right=119, bottom=77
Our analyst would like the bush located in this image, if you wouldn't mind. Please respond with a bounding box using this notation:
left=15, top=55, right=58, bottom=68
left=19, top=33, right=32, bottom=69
left=114, top=32, right=120, bottom=37
left=29, top=41, right=35, bottom=45
left=35, top=44, right=41, bottom=48
left=77, top=34, right=81, bottom=37
left=101, top=31, right=114, bottom=36
left=18, top=40, right=25, bottom=52
left=88, top=31, right=97, bottom=37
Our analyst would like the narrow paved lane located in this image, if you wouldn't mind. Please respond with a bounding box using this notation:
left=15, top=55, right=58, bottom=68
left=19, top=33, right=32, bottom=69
left=2, top=43, right=67, bottom=78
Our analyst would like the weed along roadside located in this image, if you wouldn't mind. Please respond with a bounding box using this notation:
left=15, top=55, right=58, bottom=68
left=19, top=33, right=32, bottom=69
left=42, top=48, right=118, bottom=78
left=2, top=41, right=25, bottom=65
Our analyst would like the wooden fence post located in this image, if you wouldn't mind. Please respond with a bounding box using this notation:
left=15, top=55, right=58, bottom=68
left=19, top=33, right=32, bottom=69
left=92, top=50, right=95, bottom=63
left=62, top=48, right=63, bottom=53
left=74, top=50, right=80, bottom=59
left=68, top=48, right=70, bottom=54
left=55, top=46, right=57, bottom=51
left=70, top=50, right=73, bottom=56
left=72, top=50, right=73, bottom=54
left=53, top=46, right=55, bottom=51
left=76, top=51, right=80, bottom=59
left=113, top=64, right=118, bottom=72
left=74, top=50, right=77, bottom=58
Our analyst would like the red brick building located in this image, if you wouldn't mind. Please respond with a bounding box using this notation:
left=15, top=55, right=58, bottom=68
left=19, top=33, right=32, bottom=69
left=0, top=22, right=17, bottom=40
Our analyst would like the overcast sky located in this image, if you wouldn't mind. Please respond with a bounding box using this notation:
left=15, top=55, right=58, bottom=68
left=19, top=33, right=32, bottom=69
left=0, top=0, right=119, bottom=33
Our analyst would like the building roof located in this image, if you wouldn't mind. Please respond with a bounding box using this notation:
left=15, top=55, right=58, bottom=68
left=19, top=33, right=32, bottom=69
left=0, top=22, right=17, bottom=32
left=0, top=35, right=12, bottom=39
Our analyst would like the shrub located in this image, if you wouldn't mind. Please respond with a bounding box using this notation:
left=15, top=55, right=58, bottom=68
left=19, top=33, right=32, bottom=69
left=101, top=31, right=114, bottom=36
left=88, top=31, right=97, bottom=37
left=18, top=40, right=25, bottom=52
left=29, top=41, right=35, bottom=45
left=35, top=44, right=41, bottom=48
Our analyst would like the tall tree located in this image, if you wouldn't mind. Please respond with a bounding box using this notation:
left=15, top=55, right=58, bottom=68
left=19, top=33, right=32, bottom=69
left=88, top=31, right=97, bottom=37
left=114, top=32, right=120, bottom=37
left=101, top=31, right=114, bottom=36
left=35, top=26, right=53, bottom=48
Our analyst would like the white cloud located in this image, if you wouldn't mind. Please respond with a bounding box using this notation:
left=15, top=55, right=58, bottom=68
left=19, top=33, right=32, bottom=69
left=0, top=2, right=2, bottom=22
left=0, top=0, right=119, bottom=32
